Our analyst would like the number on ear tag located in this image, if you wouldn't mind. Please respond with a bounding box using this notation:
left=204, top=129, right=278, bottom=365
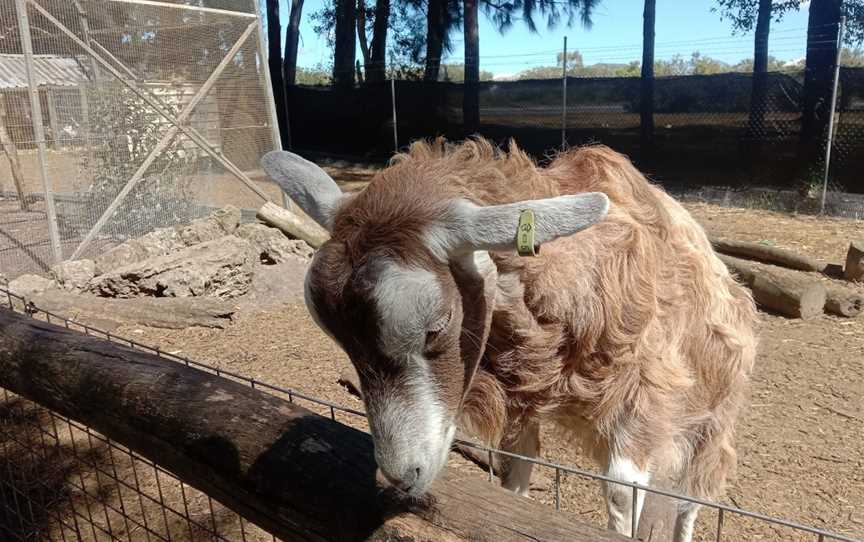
left=517, top=209, right=540, bottom=257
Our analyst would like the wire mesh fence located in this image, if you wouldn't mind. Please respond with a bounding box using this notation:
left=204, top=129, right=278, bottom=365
left=0, top=287, right=860, bottom=542
left=285, top=22, right=864, bottom=220
left=0, top=0, right=282, bottom=280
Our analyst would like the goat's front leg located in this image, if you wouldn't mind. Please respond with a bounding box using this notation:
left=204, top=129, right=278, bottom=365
left=499, top=420, right=540, bottom=497
left=603, top=452, right=652, bottom=537
left=673, top=501, right=701, bottom=542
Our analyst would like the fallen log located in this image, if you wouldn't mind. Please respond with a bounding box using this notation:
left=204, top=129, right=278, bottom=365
left=719, top=254, right=827, bottom=319
left=0, top=308, right=624, bottom=542
left=337, top=366, right=503, bottom=475
left=825, top=286, right=864, bottom=318
left=844, top=241, right=864, bottom=282
left=257, top=201, right=330, bottom=249
left=710, top=237, right=827, bottom=273
left=29, top=290, right=235, bottom=330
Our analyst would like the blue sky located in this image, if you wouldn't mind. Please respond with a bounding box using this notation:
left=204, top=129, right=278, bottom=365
left=276, top=0, right=813, bottom=76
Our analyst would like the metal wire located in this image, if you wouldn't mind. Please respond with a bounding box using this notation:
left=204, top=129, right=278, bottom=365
left=1, top=286, right=861, bottom=542
left=0, top=0, right=281, bottom=278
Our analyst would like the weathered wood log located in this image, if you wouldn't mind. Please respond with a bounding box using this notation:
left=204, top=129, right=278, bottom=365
left=844, top=241, right=864, bottom=282
left=337, top=366, right=503, bottom=475
left=0, top=308, right=624, bottom=542
left=710, top=237, right=827, bottom=273
left=257, top=201, right=330, bottom=249
left=28, top=290, right=236, bottom=330
left=718, top=254, right=827, bottom=319
left=825, top=286, right=864, bottom=318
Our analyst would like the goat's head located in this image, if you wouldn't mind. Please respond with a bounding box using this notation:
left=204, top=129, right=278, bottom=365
left=262, top=150, right=609, bottom=496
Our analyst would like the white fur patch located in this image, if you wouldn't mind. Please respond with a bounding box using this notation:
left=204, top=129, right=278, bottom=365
left=373, top=262, right=443, bottom=359
left=368, top=261, right=455, bottom=493
left=604, top=455, right=651, bottom=536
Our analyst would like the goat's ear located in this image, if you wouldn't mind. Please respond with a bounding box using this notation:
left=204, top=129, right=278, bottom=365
left=442, top=193, right=610, bottom=255
left=261, top=151, right=345, bottom=229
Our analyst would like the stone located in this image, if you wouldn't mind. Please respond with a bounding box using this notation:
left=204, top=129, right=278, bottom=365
left=136, top=227, right=186, bottom=257
left=50, top=259, right=96, bottom=292
left=95, top=227, right=185, bottom=275
left=89, top=236, right=255, bottom=299
left=8, top=274, right=55, bottom=299
left=235, top=223, right=315, bottom=264
left=178, top=205, right=241, bottom=246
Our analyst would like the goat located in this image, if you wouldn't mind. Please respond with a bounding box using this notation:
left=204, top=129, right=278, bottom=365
left=261, top=138, right=758, bottom=541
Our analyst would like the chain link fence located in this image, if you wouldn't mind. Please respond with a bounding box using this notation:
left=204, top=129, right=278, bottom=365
left=285, top=24, right=864, bottom=218
left=0, top=0, right=282, bottom=280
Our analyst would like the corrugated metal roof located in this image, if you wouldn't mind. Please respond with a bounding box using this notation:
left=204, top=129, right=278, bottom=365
left=0, top=54, right=87, bottom=89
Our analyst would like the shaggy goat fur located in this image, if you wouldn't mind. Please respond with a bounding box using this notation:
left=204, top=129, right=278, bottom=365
left=365, top=137, right=761, bottom=500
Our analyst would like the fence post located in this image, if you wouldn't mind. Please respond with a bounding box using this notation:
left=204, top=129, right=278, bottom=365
left=15, top=0, right=62, bottom=264
left=820, top=16, right=845, bottom=215
left=561, top=36, right=568, bottom=150
left=391, top=78, right=399, bottom=153
left=253, top=2, right=292, bottom=211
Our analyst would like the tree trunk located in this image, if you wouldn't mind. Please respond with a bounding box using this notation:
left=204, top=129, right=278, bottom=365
left=825, top=286, right=864, bottom=317
left=29, top=291, right=236, bottom=330
left=747, top=0, right=772, bottom=145
left=366, top=0, right=390, bottom=83
left=719, top=255, right=827, bottom=319
left=333, top=0, right=357, bottom=89
left=844, top=240, right=864, bottom=282
left=284, top=0, right=305, bottom=85
left=462, top=0, right=480, bottom=135
left=710, top=237, right=828, bottom=273
left=256, top=201, right=331, bottom=248
left=0, top=95, right=29, bottom=212
left=357, top=0, right=371, bottom=76
left=424, top=0, right=446, bottom=81
left=639, top=0, right=655, bottom=160
left=266, top=0, right=288, bottom=145
left=800, top=0, right=842, bottom=164
left=0, top=309, right=627, bottom=542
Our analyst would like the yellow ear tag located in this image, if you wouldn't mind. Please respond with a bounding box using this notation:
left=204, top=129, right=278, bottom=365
left=516, top=209, right=540, bottom=257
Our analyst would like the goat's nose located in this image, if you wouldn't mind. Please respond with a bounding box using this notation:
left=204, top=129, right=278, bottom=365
left=380, top=465, right=422, bottom=492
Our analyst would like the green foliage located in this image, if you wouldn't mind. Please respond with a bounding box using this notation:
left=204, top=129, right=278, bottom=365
left=556, top=50, right=584, bottom=69
left=730, top=55, right=795, bottom=72
left=509, top=49, right=812, bottom=81
left=75, top=86, right=195, bottom=239
left=439, top=64, right=495, bottom=81
left=711, top=0, right=802, bottom=33
left=841, top=47, right=864, bottom=67
left=295, top=66, right=333, bottom=85
left=483, top=0, right=601, bottom=33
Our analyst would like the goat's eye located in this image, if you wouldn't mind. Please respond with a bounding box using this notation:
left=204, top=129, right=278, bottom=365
left=425, top=309, right=452, bottom=345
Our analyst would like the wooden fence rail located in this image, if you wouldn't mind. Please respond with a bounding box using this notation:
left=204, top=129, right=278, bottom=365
left=0, top=308, right=625, bottom=542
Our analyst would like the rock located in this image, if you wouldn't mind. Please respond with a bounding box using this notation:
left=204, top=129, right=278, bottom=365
left=89, top=236, right=255, bottom=299
left=50, top=259, right=96, bottom=292
left=236, top=223, right=314, bottom=264
left=178, top=205, right=241, bottom=246
left=8, top=274, right=55, bottom=299
left=95, top=227, right=184, bottom=275
left=136, top=227, right=185, bottom=256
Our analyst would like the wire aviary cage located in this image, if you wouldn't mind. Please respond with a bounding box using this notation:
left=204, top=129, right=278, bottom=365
left=0, top=0, right=282, bottom=279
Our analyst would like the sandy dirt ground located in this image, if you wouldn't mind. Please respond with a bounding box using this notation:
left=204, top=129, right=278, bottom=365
left=96, top=200, right=864, bottom=542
